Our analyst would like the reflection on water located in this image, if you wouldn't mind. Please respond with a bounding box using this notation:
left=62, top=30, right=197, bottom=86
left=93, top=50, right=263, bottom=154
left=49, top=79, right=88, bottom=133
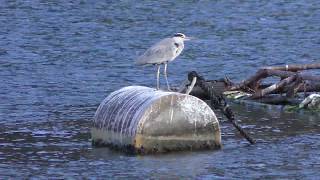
left=1, top=0, right=320, bottom=178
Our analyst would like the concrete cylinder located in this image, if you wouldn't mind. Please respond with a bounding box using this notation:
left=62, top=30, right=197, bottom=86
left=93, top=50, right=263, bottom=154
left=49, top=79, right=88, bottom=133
left=92, top=86, right=221, bottom=153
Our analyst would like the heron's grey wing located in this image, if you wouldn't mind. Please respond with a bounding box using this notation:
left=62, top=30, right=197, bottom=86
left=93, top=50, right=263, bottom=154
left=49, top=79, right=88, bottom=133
left=135, top=38, right=177, bottom=65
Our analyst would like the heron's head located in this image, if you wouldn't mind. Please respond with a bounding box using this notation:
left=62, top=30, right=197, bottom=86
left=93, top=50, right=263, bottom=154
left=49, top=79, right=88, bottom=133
left=173, top=33, right=192, bottom=41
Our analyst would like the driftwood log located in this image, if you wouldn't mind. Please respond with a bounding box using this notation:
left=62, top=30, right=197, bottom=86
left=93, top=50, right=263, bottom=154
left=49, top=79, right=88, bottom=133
left=185, top=63, right=320, bottom=106
left=228, top=63, right=320, bottom=103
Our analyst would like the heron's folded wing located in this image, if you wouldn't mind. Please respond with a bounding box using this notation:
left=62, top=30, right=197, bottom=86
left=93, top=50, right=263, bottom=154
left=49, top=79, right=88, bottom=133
left=135, top=38, right=176, bottom=65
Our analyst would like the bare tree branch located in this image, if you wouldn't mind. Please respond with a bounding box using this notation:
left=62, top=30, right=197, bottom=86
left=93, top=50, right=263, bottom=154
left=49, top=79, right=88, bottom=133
left=262, top=63, right=320, bottom=71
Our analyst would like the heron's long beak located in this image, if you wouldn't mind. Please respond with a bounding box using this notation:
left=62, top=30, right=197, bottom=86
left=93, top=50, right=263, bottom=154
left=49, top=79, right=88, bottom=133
left=184, top=36, right=194, bottom=41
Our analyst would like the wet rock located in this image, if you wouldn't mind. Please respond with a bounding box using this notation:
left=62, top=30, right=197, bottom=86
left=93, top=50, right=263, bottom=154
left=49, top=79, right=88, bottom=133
left=299, top=94, right=320, bottom=110
left=91, top=86, right=221, bottom=154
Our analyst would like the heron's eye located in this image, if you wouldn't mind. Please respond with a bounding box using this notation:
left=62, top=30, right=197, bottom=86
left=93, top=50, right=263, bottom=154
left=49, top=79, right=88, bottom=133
left=174, top=43, right=179, bottom=48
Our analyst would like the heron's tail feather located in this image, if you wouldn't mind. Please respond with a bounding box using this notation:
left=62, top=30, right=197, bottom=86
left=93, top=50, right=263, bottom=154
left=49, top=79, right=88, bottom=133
left=135, top=56, right=148, bottom=65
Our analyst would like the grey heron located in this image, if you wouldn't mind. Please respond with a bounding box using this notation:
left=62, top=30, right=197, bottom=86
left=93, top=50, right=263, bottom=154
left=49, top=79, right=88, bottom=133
left=135, top=33, right=191, bottom=90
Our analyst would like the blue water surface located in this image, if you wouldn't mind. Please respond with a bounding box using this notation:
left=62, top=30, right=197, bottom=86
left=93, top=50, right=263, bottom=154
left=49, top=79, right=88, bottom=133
left=0, top=0, right=320, bottom=179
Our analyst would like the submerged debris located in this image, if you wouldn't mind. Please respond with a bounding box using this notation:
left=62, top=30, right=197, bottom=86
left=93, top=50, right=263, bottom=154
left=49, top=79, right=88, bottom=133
left=180, top=71, right=256, bottom=144
left=180, top=63, right=320, bottom=111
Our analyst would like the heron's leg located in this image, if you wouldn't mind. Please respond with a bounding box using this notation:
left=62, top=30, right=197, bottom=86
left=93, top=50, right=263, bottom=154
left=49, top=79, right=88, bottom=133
left=164, top=63, right=171, bottom=91
left=156, top=64, right=160, bottom=90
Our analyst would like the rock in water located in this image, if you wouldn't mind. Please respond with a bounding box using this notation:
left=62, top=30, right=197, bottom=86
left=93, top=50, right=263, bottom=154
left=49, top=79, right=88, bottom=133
left=91, top=86, right=221, bottom=154
left=299, top=94, right=320, bottom=110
